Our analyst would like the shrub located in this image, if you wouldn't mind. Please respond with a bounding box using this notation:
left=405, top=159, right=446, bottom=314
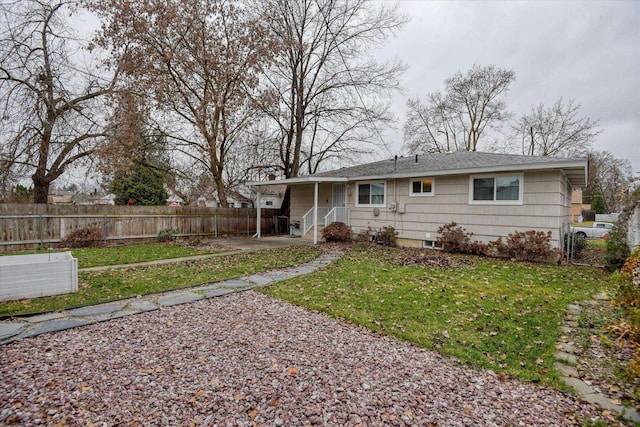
left=322, top=222, right=352, bottom=242
left=437, top=222, right=474, bottom=253
left=497, top=230, right=556, bottom=262
left=58, top=227, right=105, bottom=248
left=604, top=224, right=630, bottom=271
left=157, top=228, right=179, bottom=242
left=375, top=226, right=398, bottom=247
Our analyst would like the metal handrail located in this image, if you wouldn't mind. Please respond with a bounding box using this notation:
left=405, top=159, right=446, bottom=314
left=324, top=207, right=350, bottom=227
left=302, top=207, right=330, bottom=235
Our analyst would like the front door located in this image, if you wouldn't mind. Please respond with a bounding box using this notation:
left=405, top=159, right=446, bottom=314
left=332, top=183, right=346, bottom=208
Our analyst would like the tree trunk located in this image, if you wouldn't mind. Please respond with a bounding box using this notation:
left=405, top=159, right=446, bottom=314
left=32, top=174, right=50, bottom=204
left=280, top=186, right=291, bottom=218
left=214, top=175, right=229, bottom=208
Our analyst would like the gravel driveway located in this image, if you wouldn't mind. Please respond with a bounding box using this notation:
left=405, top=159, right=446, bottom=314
left=1, top=291, right=606, bottom=426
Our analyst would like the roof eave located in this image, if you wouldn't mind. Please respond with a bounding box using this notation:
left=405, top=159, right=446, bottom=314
left=247, top=176, right=348, bottom=186
left=247, top=160, right=587, bottom=186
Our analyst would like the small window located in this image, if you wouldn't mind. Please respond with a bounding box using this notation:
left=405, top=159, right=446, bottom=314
left=469, top=173, right=523, bottom=204
left=410, top=178, right=435, bottom=197
left=356, top=182, right=386, bottom=206
left=265, top=201, right=273, bottom=206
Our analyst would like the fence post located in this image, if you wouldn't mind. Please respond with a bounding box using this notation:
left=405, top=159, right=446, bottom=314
left=103, top=216, right=108, bottom=246
left=39, top=215, right=43, bottom=247
left=214, top=214, right=217, bottom=238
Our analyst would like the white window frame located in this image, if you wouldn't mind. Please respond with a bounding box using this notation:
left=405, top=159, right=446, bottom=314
left=409, top=177, right=435, bottom=197
left=468, top=173, right=524, bottom=205
left=356, top=181, right=386, bottom=207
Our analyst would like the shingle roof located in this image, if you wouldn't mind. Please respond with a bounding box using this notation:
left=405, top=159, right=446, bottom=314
left=249, top=151, right=588, bottom=187
left=312, top=151, right=585, bottom=179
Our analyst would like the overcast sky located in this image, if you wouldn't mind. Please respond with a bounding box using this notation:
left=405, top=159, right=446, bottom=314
left=376, top=0, right=640, bottom=174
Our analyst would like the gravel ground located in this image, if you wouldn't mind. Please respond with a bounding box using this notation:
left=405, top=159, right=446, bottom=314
left=1, top=291, right=607, bottom=426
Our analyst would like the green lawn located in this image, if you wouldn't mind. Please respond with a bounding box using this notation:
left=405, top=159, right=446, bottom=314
left=259, top=244, right=613, bottom=387
left=4, top=243, right=223, bottom=269
left=0, top=246, right=321, bottom=317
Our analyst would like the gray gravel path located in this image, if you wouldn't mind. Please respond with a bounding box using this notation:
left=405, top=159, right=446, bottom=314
left=1, top=292, right=607, bottom=426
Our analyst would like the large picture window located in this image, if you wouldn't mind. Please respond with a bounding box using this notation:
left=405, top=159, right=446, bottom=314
left=410, top=177, right=435, bottom=197
left=357, top=182, right=385, bottom=206
left=469, top=174, right=523, bottom=204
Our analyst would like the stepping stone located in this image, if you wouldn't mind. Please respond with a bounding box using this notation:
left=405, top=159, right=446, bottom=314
left=555, top=351, right=577, bottom=365
left=67, top=302, right=126, bottom=318
left=203, top=288, right=234, bottom=298
left=557, top=342, right=577, bottom=353
left=290, top=266, right=314, bottom=275
left=583, top=393, right=624, bottom=413
left=157, top=292, right=202, bottom=307
left=94, top=309, right=141, bottom=322
left=593, top=293, right=609, bottom=301
left=561, top=377, right=594, bottom=395
left=622, top=407, right=640, bottom=423
left=221, top=279, right=251, bottom=289
left=566, top=304, right=582, bottom=315
left=245, top=275, right=273, bottom=286
left=565, top=320, right=578, bottom=328
left=0, top=322, right=28, bottom=341
left=554, top=362, right=579, bottom=378
left=25, top=312, right=66, bottom=323
left=22, top=318, right=90, bottom=338
left=129, top=300, right=158, bottom=312
left=269, top=272, right=294, bottom=281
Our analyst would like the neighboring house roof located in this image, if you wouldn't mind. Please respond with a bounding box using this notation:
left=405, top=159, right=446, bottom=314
left=259, top=184, right=287, bottom=197
left=249, top=151, right=588, bottom=187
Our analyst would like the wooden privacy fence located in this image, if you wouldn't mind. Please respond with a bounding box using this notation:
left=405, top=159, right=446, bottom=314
left=0, top=204, right=286, bottom=253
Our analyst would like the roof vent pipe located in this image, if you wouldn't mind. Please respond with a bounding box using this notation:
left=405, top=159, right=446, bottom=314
left=415, top=154, right=418, bottom=163
left=394, top=155, right=398, bottom=170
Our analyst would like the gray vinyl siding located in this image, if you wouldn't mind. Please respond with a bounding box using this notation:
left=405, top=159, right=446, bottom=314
left=345, top=170, right=568, bottom=247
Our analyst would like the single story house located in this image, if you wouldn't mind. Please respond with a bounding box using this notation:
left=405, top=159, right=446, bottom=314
left=249, top=151, right=587, bottom=249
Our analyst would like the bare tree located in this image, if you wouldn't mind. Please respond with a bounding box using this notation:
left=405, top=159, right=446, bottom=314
left=0, top=0, right=119, bottom=203
left=585, top=150, right=632, bottom=213
left=515, top=98, right=601, bottom=157
left=90, top=0, right=276, bottom=207
left=256, top=0, right=406, bottom=180
left=404, top=64, right=515, bottom=154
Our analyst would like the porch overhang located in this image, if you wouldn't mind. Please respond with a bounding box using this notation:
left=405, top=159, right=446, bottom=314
left=247, top=176, right=347, bottom=187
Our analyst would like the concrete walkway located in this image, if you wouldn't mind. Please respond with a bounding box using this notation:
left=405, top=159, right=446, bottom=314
left=0, top=239, right=339, bottom=346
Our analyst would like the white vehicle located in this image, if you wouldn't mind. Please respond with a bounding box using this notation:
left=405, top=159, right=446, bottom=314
left=571, top=222, right=614, bottom=239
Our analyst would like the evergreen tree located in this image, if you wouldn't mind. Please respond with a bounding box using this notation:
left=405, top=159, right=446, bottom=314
left=111, top=161, right=168, bottom=206
left=591, top=191, right=607, bottom=214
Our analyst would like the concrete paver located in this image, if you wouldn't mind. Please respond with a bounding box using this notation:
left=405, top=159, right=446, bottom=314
left=0, top=322, right=28, bottom=341
left=67, top=302, right=126, bottom=317
left=21, top=319, right=91, bottom=338
left=245, top=275, right=274, bottom=286
left=24, top=312, right=66, bottom=323
left=220, top=279, right=252, bottom=289
left=129, top=300, right=158, bottom=312
left=157, top=292, right=203, bottom=307
left=202, top=288, right=235, bottom=298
